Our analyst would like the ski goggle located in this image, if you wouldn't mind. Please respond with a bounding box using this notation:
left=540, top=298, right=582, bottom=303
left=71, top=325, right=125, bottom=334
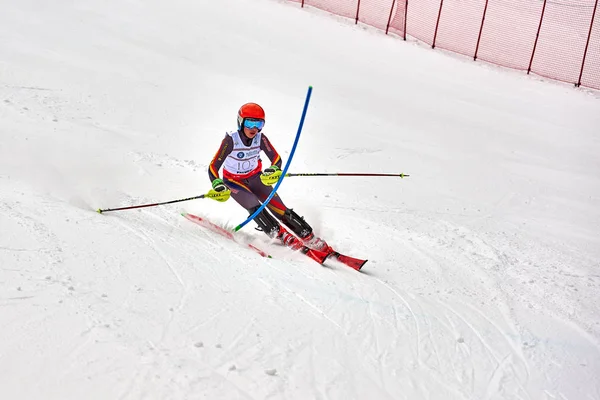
left=243, top=118, right=265, bottom=130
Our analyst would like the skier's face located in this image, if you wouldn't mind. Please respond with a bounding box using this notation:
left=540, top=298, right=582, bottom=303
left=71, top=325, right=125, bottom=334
left=243, top=126, right=259, bottom=139
left=241, top=118, right=264, bottom=139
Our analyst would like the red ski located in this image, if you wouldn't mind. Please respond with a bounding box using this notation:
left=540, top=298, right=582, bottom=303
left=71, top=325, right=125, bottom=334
left=182, top=213, right=332, bottom=265
left=330, top=252, right=368, bottom=271
left=183, top=213, right=271, bottom=258
left=301, top=247, right=332, bottom=265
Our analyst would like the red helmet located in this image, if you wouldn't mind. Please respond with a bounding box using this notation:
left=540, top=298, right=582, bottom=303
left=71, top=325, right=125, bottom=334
left=237, top=103, right=265, bottom=130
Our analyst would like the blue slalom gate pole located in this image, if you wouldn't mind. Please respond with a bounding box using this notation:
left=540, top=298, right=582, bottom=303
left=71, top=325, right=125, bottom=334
left=234, top=86, right=313, bottom=232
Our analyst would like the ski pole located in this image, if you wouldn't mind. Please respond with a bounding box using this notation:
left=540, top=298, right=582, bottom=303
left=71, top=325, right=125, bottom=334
left=285, top=172, right=410, bottom=178
left=97, top=192, right=224, bottom=214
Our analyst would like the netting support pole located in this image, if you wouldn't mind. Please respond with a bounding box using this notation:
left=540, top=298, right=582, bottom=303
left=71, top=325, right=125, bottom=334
left=474, top=0, right=489, bottom=61
left=528, top=0, right=547, bottom=74
left=432, top=0, right=445, bottom=49
left=577, top=0, right=598, bottom=87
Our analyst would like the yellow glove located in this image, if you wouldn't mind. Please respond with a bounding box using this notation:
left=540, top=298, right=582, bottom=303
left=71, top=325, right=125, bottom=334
left=207, top=178, right=231, bottom=202
left=260, top=165, right=282, bottom=186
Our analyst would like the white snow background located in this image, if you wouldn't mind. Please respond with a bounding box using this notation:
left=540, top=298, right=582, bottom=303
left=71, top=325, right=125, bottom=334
left=1, top=0, right=599, bottom=399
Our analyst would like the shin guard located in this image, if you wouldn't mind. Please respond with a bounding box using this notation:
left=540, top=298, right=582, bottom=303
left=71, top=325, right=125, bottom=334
left=282, top=209, right=313, bottom=239
left=250, top=206, right=281, bottom=238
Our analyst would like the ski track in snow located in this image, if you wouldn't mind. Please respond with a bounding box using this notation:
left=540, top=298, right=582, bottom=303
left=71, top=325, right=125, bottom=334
left=3, top=189, right=598, bottom=399
left=2, top=159, right=599, bottom=400
left=1, top=0, right=599, bottom=398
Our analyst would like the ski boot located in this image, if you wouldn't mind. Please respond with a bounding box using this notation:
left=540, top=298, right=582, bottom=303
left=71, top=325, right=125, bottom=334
left=251, top=206, right=304, bottom=251
left=300, top=232, right=332, bottom=253
left=282, top=209, right=333, bottom=253
left=276, top=226, right=304, bottom=250
left=251, top=206, right=331, bottom=263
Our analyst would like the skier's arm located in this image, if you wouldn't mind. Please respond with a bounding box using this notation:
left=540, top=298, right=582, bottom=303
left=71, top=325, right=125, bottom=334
left=260, top=134, right=282, bottom=169
left=208, top=135, right=234, bottom=182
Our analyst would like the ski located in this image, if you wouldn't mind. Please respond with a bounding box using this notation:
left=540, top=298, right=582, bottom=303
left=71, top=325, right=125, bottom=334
left=301, top=246, right=332, bottom=265
left=182, top=213, right=332, bottom=265
left=329, top=251, right=368, bottom=271
left=182, top=213, right=271, bottom=258
left=182, top=213, right=365, bottom=269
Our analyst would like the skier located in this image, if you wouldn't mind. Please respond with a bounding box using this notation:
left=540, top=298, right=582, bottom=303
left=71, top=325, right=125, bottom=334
left=207, top=102, right=330, bottom=253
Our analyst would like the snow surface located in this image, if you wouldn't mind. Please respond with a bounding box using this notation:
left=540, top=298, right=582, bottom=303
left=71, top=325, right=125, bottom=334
left=1, top=0, right=600, bottom=399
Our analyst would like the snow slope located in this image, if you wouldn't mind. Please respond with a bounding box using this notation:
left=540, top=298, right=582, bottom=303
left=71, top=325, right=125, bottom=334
left=1, top=0, right=599, bottom=399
